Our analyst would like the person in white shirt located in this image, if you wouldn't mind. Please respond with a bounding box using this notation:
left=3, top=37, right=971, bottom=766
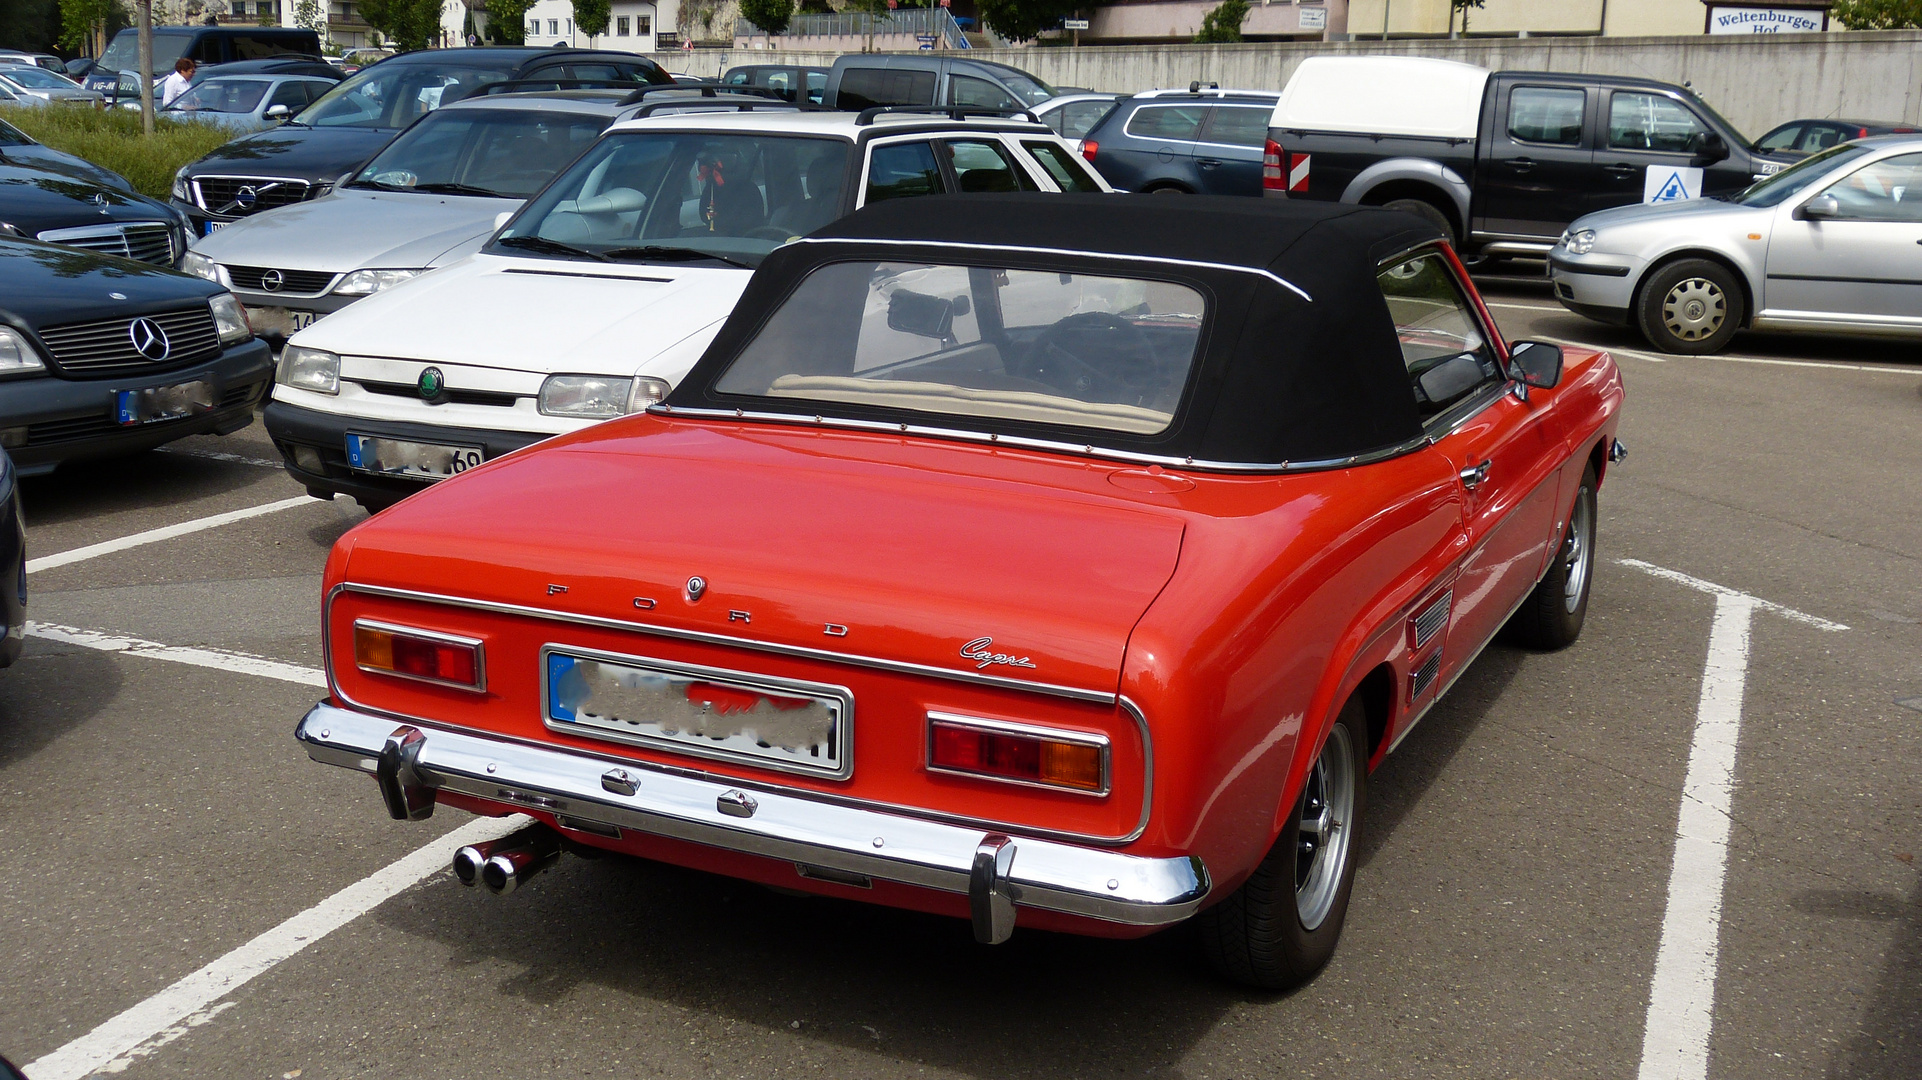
left=158, top=58, right=196, bottom=107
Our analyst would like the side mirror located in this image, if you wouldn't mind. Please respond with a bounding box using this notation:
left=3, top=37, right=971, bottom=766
left=1691, top=131, right=1730, bottom=163
left=265, top=103, right=291, bottom=120
left=1416, top=353, right=1487, bottom=407
left=492, top=210, right=513, bottom=230
left=1797, top=193, right=1840, bottom=220
left=1508, top=340, right=1564, bottom=390
left=886, top=289, right=958, bottom=339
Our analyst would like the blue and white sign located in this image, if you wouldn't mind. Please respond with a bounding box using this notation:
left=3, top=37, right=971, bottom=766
left=1644, top=166, right=1704, bottom=204
left=1705, top=5, right=1827, bottom=34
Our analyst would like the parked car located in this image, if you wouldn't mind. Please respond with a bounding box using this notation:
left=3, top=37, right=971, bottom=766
left=0, top=446, right=19, bottom=671
left=160, top=74, right=339, bottom=133
left=1030, top=91, right=1118, bottom=140
left=1754, top=117, right=1920, bottom=158
left=824, top=54, right=1055, bottom=113
left=80, top=25, right=322, bottom=96
left=295, top=193, right=1623, bottom=990
left=182, top=89, right=764, bottom=343
left=1265, top=57, right=1793, bottom=258
left=1080, top=85, right=1278, bottom=195
left=0, top=50, right=66, bottom=74
left=0, top=115, right=190, bottom=267
left=0, top=81, right=34, bottom=107
left=0, top=64, right=102, bottom=105
left=0, top=234, right=270, bottom=475
left=264, top=108, right=1109, bottom=511
left=720, top=63, right=830, bottom=104
left=170, top=47, right=674, bottom=238
left=1550, top=135, right=1922, bottom=353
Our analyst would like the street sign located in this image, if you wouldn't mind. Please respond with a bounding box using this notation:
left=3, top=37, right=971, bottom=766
left=1063, top=18, right=1090, bottom=29
left=1298, top=7, right=1327, bottom=29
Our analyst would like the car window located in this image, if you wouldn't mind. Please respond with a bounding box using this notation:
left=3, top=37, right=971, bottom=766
left=231, top=35, right=308, bottom=60
left=1755, top=124, right=1802, bottom=153
left=865, top=140, right=945, bottom=203
left=949, top=74, right=1018, bottom=112
left=169, top=78, right=271, bottom=113
left=1733, top=143, right=1872, bottom=207
left=1816, top=152, right=1922, bottom=222
left=99, top=33, right=190, bottom=72
left=837, top=67, right=937, bottom=110
left=1508, top=86, right=1585, bottom=146
left=1377, top=251, right=1502, bottom=424
left=942, top=139, right=1039, bottom=192
left=268, top=81, right=309, bottom=109
left=1126, top=104, right=1206, bottom=142
left=1201, top=105, right=1271, bottom=147
left=304, top=64, right=509, bottom=129
left=1608, top=91, right=1706, bottom=153
left=2, top=66, right=78, bottom=89
left=715, top=261, right=1206, bottom=435
left=1800, top=124, right=1848, bottom=152
left=1022, top=141, right=1103, bottom=191
left=1052, top=99, right=1112, bottom=140
left=355, top=108, right=607, bottom=199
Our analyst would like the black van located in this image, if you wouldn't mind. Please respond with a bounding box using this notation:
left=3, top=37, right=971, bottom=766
left=824, top=55, right=1056, bottom=113
left=82, top=26, right=322, bottom=95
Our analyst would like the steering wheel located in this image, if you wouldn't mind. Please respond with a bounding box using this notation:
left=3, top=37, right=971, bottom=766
left=1015, top=312, right=1164, bottom=403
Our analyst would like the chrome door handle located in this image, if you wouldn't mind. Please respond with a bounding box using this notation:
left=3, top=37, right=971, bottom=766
left=1508, top=157, right=1536, bottom=172
left=1460, top=461, right=1491, bottom=489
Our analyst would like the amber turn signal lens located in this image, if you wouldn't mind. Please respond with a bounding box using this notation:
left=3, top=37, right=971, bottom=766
left=353, top=621, right=483, bottom=690
left=928, top=718, right=1106, bottom=793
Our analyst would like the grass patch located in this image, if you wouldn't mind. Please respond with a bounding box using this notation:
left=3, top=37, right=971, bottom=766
left=0, top=104, right=233, bottom=199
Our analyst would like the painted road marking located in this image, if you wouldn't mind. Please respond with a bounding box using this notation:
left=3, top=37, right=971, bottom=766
left=25, top=622, right=324, bottom=687
left=1621, top=560, right=1845, bottom=1080
left=23, top=815, right=531, bottom=1080
left=25, top=495, right=311, bottom=574
left=1483, top=300, right=1563, bottom=313
left=154, top=445, right=287, bottom=469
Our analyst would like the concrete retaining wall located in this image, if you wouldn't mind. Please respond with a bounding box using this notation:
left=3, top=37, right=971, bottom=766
left=645, top=31, right=1922, bottom=137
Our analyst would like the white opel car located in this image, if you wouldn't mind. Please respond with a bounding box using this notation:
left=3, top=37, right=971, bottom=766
left=265, top=106, right=1111, bottom=511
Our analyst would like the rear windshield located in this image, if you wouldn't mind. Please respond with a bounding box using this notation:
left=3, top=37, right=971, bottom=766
left=713, top=260, right=1205, bottom=435
left=301, top=63, right=509, bottom=129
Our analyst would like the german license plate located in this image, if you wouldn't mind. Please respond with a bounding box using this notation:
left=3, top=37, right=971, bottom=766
left=344, top=434, right=483, bottom=480
left=202, top=221, right=225, bottom=236
left=116, top=380, right=215, bottom=425
left=544, top=647, right=852, bottom=777
left=246, top=306, right=322, bottom=338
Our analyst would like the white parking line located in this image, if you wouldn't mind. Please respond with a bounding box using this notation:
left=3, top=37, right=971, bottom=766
left=23, top=814, right=531, bottom=1080
left=25, top=623, right=324, bottom=686
left=24, top=495, right=312, bottom=575
left=1620, top=559, right=1846, bottom=1080
left=1483, top=300, right=1562, bottom=313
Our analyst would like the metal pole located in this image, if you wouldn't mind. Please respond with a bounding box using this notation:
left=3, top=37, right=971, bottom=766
left=137, top=0, right=155, bottom=136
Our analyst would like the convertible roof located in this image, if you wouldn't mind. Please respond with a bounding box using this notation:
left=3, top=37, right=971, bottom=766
left=671, top=194, right=1449, bottom=468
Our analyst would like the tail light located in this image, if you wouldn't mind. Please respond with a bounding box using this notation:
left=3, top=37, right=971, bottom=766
left=353, top=620, right=485, bottom=692
left=928, top=714, right=1107, bottom=794
left=1263, top=139, right=1284, bottom=190
left=1079, top=139, right=1098, bottom=162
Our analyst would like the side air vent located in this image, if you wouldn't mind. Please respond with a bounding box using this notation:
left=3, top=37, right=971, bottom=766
left=1409, top=651, right=1442, bottom=702
left=1411, top=589, right=1452, bottom=650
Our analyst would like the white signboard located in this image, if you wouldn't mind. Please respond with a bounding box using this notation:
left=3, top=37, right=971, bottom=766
left=1299, top=6, right=1328, bottom=30
left=1644, top=166, right=1704, bottom=204
left=1062, top=18, right=1090, bottom=30
left=1705, top=5, right=1826, bottom=33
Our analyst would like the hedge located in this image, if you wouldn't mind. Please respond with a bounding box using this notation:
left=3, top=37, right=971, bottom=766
left=0, top=104, right=233, bottom=199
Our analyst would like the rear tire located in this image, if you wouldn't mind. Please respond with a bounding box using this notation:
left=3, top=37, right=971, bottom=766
left=1381, top=197, right=1456, bottom=245
left=1636, top=258, right=1743, bottom=354
left=1197, top=698, right=1368, bottom=990
left=1505, top=463, right=1598, bottom=650
left=1146, top=184, right=1191, bottom=195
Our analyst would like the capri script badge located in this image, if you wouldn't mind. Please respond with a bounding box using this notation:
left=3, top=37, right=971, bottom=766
left=960, top=637, right=1036, bottom=671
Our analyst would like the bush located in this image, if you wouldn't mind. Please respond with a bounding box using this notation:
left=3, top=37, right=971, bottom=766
left=0, top=104, right=234, bottom=199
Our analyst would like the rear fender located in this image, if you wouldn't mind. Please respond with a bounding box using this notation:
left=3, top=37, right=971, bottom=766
left=1343, top=159, right=1472, bottom=232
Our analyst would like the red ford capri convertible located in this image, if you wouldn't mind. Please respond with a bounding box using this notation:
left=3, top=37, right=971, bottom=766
left=298, top=195, right=1623, bottom=988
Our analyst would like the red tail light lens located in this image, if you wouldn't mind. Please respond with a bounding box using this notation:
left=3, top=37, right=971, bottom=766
left=1080, top=139, right=1098, bottom=162
left=353, top=620, right=485, bottom=691
left=1262, top=139, right=1284, bottom=189
left=928, top=715, right=1107, bottom=793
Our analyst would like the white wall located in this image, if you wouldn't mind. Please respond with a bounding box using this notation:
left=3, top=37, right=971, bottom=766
left=522, top=0, right=676, bottom=52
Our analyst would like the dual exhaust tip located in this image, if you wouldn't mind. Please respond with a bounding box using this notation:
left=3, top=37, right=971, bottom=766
left=453, top=824, right=562, bottom=896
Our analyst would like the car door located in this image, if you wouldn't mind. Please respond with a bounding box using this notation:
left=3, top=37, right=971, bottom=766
left=1117, top=103, right=1205, bottom=191
left=1476, top=83, right=1594, bottom=239
left=1381, top=248, right=1566, bottom=673
left=858, top=138, right=949, bottom=207
left=1193, top=104, right=1270, bottom=196
left=1595, top=89, right=1740, bottom=208
left=1763, top=151, right=1922, bottom=327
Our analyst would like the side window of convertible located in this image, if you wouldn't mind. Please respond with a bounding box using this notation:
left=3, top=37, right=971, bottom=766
left=1378, top=251, right=1503, bottom=424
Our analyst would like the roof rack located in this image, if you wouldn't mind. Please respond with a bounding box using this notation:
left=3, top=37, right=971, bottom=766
left=853, top=104, right=1041, bottom=126
left=1133, top=83, right=1280, bottom=99
left=616, top=82, right=788, bottom=105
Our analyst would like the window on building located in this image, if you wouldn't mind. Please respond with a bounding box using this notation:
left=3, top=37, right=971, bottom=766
left=616, top=16, right=630, bottom=34
left=528, top=20, right=539, bottom=36
left=548, top=19, right=560, bottom=35
left=637, top=15, right=651, bottom=33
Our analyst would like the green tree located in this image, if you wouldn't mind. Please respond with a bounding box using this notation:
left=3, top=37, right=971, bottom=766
left=1192, top=0, right=1247, bottom=42
left=56, top=0, right=121, bottom=55
left=1450, top=0, right=1486, bottom=35
left=739, top=0, right=795, bottom=35
left=292, top=0, right=326, bottom=34
left=974, top=0, right=1081, bottom=43
left=357, top=0, right=444, bottom=50
left=485, top=0, right=531, bottom=43
left=571, top=0, right=612, bottom=38
left=1831, top=0, right=1922, bottom=28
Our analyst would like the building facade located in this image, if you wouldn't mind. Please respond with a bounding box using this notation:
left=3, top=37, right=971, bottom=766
left=520, top=0, right=677, bottom=51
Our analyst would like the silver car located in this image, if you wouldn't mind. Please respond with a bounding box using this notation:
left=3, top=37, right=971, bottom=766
left=160, top=75, right=337, bottom=134
left=1550, top=134, right=1922, bottom=354
left=0, top=64, right=102, bottom=105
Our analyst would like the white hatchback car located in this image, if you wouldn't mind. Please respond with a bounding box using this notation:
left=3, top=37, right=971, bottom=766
left=265, top=107, right=1111, bottom=511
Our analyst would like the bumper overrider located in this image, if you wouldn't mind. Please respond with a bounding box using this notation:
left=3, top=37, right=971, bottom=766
left=297, top=701, right=1211, bottom=943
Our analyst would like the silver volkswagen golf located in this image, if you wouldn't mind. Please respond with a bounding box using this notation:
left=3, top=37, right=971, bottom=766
left=1550, top=135, right=1922, bottom=354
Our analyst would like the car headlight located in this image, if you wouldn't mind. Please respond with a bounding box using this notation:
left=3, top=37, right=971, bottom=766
left=333, top=268, right=424, bottom=296
left=277, top=345, right=339, bottom=395
left=179, top=250, right=226, bottom=284
left=539, top=374, right=638, bottom=419
left=171, top=167, right=189, bottom=202
left=627, top=376, right=669, bottom=413
left=208, top=292, right=252, bottom=345
left=1563, top=228, right=1597, bottom=256
left=0, top=327, right=48, bottom=376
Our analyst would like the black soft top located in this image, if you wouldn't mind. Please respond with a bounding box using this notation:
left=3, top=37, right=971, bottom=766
left=668, top=193, right=1447, bottom=469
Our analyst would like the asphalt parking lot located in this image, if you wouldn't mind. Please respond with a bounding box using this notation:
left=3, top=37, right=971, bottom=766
left=3, top=273, right=1918, bottom=1080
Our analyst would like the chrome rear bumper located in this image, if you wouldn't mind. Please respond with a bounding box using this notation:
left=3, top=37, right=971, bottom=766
left=296, top=702, right=1210, bottom=941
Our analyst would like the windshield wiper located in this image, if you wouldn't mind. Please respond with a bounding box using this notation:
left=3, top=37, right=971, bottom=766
left=493, top=234, right=609, bottom=261
left=412, top=181, right=503, bottom=197
left=598, top=245, right=755, bottom=270
left=345, top=178, right=412, bottom=192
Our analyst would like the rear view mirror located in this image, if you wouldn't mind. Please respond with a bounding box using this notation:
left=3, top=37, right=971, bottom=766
left=1416, top=353, right=1486, bottom=406
left=887, top=290, right=957, bottom=339
left=1508, top=340, right=1563, bottom=389
left=1797, top=193, right=1840, bottom=220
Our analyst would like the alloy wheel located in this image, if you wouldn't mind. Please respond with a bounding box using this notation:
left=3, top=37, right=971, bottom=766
left=1295, top=725, right=1356, bottom=931
left=1562, top=483, right=1594, bottom=614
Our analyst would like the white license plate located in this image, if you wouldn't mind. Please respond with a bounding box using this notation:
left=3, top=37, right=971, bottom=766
left=116, top=380, right=216, bottom=425
left=345, top=434, right=483, bottom=480
left=247, top=306, right=323, bottom=339
left=202, top=221, right=225, bottom=236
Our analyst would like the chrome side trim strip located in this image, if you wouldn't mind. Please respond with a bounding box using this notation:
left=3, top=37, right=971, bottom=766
left=296, top=702, right=1209, bottom=927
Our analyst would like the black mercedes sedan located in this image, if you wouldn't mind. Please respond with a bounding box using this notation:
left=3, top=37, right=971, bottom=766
left=0, top=236, right=272, bottom=476
left=172, top=46, right=671, bottom=238
left=0, top=116, right=190, bottom=267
